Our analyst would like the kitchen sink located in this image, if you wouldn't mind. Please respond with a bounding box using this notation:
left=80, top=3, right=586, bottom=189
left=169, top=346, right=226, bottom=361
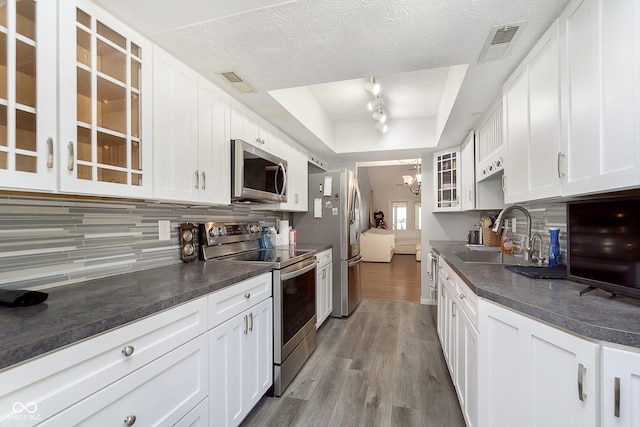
left=452, top=249, right=529, bottom=265
left=465, top=244, right=502, bottom=252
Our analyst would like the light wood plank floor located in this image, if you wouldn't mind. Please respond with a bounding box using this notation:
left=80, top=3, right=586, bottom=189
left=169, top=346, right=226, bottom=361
left=241, top=299, right=464, bottom=427
left=360, top=255, right=421, bottom=303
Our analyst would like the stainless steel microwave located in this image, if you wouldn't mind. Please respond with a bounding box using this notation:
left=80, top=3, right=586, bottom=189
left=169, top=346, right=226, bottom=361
left=231, top=139, right=288, bottom=203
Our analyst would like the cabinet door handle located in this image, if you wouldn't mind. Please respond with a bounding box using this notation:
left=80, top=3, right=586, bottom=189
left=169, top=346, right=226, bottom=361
left=468, top=190, right=473, bottom=201
left=614, top=376, right=620, bottom=417
left=502, top=174, right=506, bottom=192
left=452, top=301, right=456, bottom=317
left=557, top=152, right=566, bottom=179
left=122, top=345, right=135, bottom=357
left=578, top=363, right=587, bottom=402
left=194, top=170, right=199, bottom=189
left=46, top=137, right=54, bottom=168
left=249, top=312, right=253, bottom=332
left=244, top=315, right=248, bottom=335
left=67, top=142, right=74, bottom=171
left=201, top=171, right=206, bottom=190
left=123, top=415, right=136, bottom=426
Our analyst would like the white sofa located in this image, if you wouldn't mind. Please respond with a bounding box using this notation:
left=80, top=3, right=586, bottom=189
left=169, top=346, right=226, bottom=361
left=360, top=230, right=395, bottom=262
left=360, top=228, right=422, bottom=262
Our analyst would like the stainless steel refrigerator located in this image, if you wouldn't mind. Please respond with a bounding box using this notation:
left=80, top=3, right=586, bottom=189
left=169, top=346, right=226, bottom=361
left=294, top=169, right=363, bottom=317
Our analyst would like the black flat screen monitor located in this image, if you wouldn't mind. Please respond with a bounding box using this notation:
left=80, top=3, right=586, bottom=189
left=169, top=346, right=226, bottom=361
left=567, top=197, right=640, bottom=299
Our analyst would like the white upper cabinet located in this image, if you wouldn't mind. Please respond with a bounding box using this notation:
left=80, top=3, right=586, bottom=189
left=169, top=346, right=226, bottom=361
left=58, top=0, right=153, bottom=198
left=152, top=47, right=231, bottom=205
left=198, top=78, right=231, bottom=205
left=460, top=131, right=475, bottom=211
left=503, top=21, right=562, bottom=204
left=152, top=46, right=199, bottom=203
left=0, top=0, right=57, bottom=192
left=433, top=148, right=461, bottom=212
left=559, top=0, right=640, bottom=196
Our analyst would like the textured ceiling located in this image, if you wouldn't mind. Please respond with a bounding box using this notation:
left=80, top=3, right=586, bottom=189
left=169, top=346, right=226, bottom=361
left=92, top=0, right=570, bottom=164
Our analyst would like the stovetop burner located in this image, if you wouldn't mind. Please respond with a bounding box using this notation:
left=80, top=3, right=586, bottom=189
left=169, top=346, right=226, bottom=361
left=199, top=221, right=315, bottom=269
left=216, top=248, right=315, bottom=269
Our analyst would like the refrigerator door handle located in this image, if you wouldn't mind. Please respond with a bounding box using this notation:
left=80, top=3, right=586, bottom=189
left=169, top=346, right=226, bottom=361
left=348, top=254, right=363, bottom=267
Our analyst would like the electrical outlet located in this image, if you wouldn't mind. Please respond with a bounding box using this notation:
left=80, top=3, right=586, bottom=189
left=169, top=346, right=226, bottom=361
left=158, top=220, right=171, bottom=241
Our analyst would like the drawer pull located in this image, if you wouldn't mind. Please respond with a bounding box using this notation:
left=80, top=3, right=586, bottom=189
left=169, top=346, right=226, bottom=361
left=614, top=376, right=620, bottom=417
left=124, top=415, right=136, bottom=426
left=244, top=293, right=250, bottom=299
left=122, top=346, right=135, bottom=357
left=460, top=293, right=466, bottom=300
left=578, top=363, right=587, bottom=402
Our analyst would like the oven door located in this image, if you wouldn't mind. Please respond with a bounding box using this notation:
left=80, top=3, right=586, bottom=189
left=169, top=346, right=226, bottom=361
left=273, top=257, right=317, bottom=364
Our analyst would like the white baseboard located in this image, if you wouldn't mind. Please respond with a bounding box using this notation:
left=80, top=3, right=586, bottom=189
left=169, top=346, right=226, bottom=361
left=420, top=298, right=436, bottom=305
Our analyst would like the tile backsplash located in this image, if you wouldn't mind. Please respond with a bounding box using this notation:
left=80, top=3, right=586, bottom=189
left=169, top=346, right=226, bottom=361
left=0, top=195, right=283, bottom=291
left=501, top=201, right=567, bottom=263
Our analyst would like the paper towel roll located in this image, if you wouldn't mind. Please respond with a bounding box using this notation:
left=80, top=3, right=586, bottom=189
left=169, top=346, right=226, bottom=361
left=278, top=220, right=289, bottom=234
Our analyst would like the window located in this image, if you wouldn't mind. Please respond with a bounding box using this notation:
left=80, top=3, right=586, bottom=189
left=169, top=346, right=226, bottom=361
left=415, top=203, right=422, bottom=230
left=391, top=201, right=407, bottom=230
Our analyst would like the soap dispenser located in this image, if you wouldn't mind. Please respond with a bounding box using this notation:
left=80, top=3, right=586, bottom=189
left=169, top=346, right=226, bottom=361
left=548, top=228, right=560, bottom=266
left=500, top=224, right=514, bottom=255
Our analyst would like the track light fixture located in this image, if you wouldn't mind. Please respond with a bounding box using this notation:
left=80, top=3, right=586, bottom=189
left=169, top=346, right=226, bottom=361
left=364, top=77, right=381, bottom=96
left=374, top=122, right=388, bottom=133
left=372, top=107, right=387, bottom=123
left=367, top=96, right=384, bottom=112
left=365, top=76, right=388, bottom=133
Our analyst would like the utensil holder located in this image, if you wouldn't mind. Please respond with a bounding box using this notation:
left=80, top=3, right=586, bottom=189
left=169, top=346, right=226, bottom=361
left=482, top=228, right=502, bottom=247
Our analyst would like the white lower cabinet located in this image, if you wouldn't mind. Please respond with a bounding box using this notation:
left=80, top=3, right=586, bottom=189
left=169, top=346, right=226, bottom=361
left=175, top=398, right=209, bottom=427
left=0, top=297, right=207, bottom=425
left=208, top=273, right=273, bottom=427
left=40, top=334, right=208, bottom=426
left=437, top=257, right=478, bottom=427
left=0, top=273, right=275, bottom=427
left=601, top=345, right=640, bottom=426
left=316, top=248, right=333, bottom=328
left=478, top=299, right=598, bottom=427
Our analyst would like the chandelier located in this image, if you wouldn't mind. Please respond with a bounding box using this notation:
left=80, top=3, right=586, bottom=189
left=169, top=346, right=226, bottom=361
left=402, top=162, right=422, bottom=195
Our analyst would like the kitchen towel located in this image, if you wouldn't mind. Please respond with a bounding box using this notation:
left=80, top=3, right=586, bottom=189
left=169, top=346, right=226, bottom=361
left=504, top=264, right=567, bottom=279
left=0, top=289, right=48, bottom=307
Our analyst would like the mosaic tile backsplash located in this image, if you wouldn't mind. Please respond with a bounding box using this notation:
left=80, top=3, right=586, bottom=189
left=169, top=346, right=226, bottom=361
left=502, top=201, right=568, bottom=263
left=0, top=195, right=283, bottom=291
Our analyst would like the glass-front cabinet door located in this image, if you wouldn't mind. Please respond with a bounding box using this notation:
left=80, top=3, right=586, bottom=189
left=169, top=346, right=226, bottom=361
left=0, top=0, right=57, bottom=191
left=58, top=0, right=152, bottom=198
left=433, top=148, right=461, bottom=212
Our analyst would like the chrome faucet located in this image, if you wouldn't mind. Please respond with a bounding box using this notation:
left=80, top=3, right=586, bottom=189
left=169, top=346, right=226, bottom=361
left=529, top=233, right=545, bottom=265
left=492, top=205, right=534, bottom=261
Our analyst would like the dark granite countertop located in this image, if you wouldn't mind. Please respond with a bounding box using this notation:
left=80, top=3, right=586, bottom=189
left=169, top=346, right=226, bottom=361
left=431, top=241, right=640, bottom=348
left=0, top=261, right=272, bottom=371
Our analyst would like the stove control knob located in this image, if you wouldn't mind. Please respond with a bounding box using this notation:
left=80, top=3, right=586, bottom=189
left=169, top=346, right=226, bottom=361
left=209, top=228, right=219, bottom=237
left=220, top=227, right=227, bottom=236
left=250, top=225, right=259, bottom=233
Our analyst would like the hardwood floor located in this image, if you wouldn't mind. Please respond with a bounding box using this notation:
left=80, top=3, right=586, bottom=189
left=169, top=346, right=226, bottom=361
left=360, top=254, right=422, bottom=303
left=241, top=298, right=465, bottom=427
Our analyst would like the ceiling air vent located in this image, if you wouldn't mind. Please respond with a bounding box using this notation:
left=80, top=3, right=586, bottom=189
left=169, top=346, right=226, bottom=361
left=478, top=21, right=527, bottom=62
left=218, top=70, right=256, bottom=93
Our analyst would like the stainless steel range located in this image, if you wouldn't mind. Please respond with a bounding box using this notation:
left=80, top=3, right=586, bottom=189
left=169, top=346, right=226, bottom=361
left=200, top=222, right=317, bottom=396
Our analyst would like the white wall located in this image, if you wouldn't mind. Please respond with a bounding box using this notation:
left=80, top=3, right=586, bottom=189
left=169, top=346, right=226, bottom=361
left=363, top=164, right=422, bottom=230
